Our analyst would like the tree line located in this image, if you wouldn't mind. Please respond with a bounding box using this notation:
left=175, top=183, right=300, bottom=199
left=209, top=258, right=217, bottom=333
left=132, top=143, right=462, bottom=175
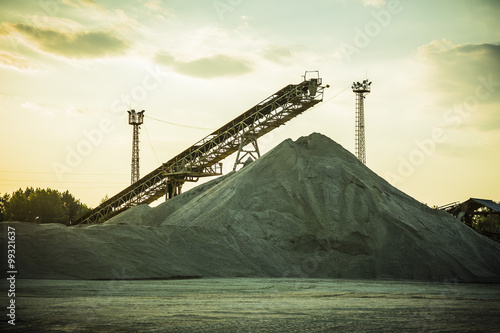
left=0, top=187, right=91, bottom=225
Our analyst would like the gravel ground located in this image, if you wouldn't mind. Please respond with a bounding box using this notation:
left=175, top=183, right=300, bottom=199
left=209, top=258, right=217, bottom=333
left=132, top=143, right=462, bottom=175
left=2, top=278, right=500, bottom=332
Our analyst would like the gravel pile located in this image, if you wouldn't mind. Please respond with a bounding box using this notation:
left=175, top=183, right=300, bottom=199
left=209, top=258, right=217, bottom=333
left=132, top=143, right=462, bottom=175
left=7, top=133, right=500, bottom=281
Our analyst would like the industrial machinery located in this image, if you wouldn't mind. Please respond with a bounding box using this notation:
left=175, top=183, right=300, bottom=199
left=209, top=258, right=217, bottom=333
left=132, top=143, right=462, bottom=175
left=73, top=71, right=327, bottom=225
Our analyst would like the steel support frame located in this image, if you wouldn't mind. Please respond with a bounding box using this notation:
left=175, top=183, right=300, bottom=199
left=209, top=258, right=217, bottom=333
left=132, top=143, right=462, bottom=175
left=354, top=92, right=366, bottom=165
left=131, top=124, right=140, bottom=184
left=233, top=132, right=260, bottom=171
left=73, top=78, right=325, bottom=225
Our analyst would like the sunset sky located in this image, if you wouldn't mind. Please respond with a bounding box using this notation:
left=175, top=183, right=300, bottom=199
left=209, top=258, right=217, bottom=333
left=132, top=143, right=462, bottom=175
left=1, top=0, right=499, bottom=208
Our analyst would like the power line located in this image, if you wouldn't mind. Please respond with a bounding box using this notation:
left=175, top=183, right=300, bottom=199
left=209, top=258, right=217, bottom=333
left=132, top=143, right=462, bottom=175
left=145, top=86, right=349, bottom=131
left=0, top=179, right=128, bottom=184
left=0, top=85, right=348, bottom=192
left=323, top=84, right=351, bottom=103
left=142, top=122, right=161, bottom=166
left=0, top=184, right=126, bottom=189
left=144, top=115, right=214, bottom=130
left=0, top=170, right=128, bottom=176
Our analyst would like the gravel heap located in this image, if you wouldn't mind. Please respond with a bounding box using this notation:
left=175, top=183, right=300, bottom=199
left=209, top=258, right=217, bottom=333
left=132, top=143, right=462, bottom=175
left=7, top=133, right=500, bottom=281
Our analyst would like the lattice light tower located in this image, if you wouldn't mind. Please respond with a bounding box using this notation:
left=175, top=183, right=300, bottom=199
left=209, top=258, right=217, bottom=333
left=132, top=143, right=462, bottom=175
left=352, top=79, right=371, bottom=165
left=128, top=109, right=145, bottom=184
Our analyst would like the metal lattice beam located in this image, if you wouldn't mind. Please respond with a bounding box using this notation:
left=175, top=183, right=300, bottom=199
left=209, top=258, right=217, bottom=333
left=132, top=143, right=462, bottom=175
left=131, top=124, right=140, bottom=184
left=355, top=93, right=366, bottom=164
left=128, top=110, right=144, bottom=184
left=352, top=80, right=371, bottom=165
left=73, top=73, right=326, bottom=225
left=233, top=132, right=260, bottom=171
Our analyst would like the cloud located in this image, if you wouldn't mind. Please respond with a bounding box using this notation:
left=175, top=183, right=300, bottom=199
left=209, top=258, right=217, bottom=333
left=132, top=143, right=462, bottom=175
left=418, top=40, right=500, bottom=102
left=21, top=101, right=56, bottom=117
left=262, top=45, right=293, bottom=64
left=0, top=51, right=31, bottom=71
left=23, top=16, right=84, bottom=32
left=61, top=0, right=100, bottom=9
left=361, top=0, right=387, bottom=7
left=21, top=101, right=92, bottom=116
left=418, top=40, right=500, bottom=132
left=418, top=40, right=500, bottom=90
left=418, top=39, right=500, bottom=65
left=154, top=52, right=253, bottom=78
left=457, top=103, right=500, bottom=132
left=7, top=23, right=129, bottom=59
left=142, top=0, right=166, bottom=12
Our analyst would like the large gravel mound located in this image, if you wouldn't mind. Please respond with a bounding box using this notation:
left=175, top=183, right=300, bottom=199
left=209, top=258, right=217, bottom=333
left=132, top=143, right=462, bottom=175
left=5, top=133, right=500, bottom=281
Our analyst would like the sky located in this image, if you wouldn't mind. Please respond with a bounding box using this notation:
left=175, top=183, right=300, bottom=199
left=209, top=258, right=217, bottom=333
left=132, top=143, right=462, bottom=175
left=0, top=0, right=499, bottom=208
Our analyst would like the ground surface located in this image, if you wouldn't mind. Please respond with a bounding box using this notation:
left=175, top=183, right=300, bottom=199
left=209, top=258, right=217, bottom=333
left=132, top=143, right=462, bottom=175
left=2, top=278, right=500, bottom=332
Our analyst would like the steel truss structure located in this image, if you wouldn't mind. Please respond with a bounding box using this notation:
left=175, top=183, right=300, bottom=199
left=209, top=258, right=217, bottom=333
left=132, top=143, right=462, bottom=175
left=128, top=110, right=145, bottom=184
left=73, top=72, right=326, bottom=225
left=352, top=80, right=371, bottom=165
left=232, top=132, right=260, bottom=171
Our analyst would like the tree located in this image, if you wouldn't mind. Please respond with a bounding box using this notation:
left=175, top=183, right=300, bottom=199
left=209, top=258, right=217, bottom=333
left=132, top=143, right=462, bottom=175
left=28, top=188, right=65, bottom=224
left=473, top=208, right=500, bottom=233
left=100, top=194, right=110, bottom=204
left=5, top=188, right=33, bottom=222
left=1, top=187, right=91, bottom=225
left=0, top=193, right=10, bottom=221
left=62, top=190, right=80, bottom=222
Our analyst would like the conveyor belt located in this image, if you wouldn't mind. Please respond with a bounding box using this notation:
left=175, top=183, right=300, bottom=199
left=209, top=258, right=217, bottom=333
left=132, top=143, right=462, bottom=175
left=73, top=72, right=326, bottom=225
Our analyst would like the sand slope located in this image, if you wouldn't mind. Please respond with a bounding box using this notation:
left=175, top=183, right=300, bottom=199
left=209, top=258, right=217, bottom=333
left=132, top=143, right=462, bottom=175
left=5, top=133, right=500, bottom=281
